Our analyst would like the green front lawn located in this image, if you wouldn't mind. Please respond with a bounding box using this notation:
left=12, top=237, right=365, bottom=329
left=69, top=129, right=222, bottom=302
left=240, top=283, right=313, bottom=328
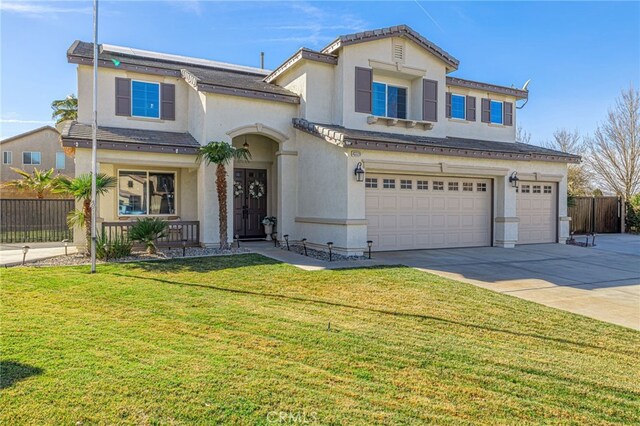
left=1, top=255, right=639, bottom=424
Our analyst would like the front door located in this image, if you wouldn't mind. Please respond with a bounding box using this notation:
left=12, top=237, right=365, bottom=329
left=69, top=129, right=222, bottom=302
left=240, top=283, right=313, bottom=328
left=233, top=169, right=267, bottom=239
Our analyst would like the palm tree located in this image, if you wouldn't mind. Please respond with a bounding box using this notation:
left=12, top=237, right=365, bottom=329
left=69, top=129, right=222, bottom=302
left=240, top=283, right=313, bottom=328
left=51, top=94, right=78, bottom=124
left=55, top=173, right=116, bottom=255
left=4, top=168, right=58, bottom=199
left=197, top=141, right=250, bottom=249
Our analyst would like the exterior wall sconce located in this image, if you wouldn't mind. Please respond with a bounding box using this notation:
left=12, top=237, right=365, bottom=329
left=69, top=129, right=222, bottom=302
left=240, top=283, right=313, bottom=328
left=301, top=238, right=308, bottom=256
left=367, top=240, right=373, bottom=259
left=354, top=162, right=365, bottom=182
left=509, top=171, right=520, bottom=188
left=327, top=242, right=333, bottom=261
left=21, top=245, right=30, bottom=265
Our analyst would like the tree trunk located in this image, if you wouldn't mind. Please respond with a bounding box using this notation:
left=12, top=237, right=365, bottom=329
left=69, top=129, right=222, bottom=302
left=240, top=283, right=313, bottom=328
left=216, top=163, right=229, bottom=249
left=83, top=198, right=92, bottom=256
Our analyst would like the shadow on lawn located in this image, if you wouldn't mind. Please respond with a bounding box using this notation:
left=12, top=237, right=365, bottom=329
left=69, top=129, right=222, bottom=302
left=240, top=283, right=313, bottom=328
left=120, top=253, right=282, bottom=273
left=0, top=360, right=43, bottom=389
left=108, top=271, right=635, bottom=357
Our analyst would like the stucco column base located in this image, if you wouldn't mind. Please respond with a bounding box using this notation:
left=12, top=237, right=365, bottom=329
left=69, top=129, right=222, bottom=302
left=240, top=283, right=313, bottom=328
left=494, top=218, right=519, bottom=248
left=559, top=216, right=571, bottom=244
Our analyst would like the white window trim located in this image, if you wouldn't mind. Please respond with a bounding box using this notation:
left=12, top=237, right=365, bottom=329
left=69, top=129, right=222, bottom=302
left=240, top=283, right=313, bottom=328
left=450, top=93, right=466, bottom=120
left=131, top=80, right=161, bottom=120
left=117, top=169, right=178, bottom=217
left=2, top=151, right=12, bottom=165
left=22, top=151, right=41, bottom=166
left=490, top=100, right=504, bottom=125
left=372, top=81, right=409, bottom=119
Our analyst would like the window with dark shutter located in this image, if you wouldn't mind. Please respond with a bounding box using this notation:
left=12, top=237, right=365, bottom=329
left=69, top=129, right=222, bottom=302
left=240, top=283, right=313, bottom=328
left=115, top=77, right=131, bottom=116
left=422, top=79, right=438, bottom=122
left=445, top=92, right=452, bottom=118
left=354, top=67, right=372, bottom=113
left=466, top=96, right=476, bottom=121
left=481, top=98, right=491, bottom=123
left=504, top=101, right=513, bottom=126
left=161, top=83, right=176, bottom=121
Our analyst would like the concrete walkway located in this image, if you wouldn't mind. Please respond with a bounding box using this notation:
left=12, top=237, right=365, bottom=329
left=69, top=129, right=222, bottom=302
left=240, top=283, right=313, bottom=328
left=0, top=242, right=77, bottom=266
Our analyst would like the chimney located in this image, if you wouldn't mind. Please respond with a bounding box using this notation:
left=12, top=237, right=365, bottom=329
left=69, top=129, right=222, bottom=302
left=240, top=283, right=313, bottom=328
left=260, top=52, right=264, bottom=69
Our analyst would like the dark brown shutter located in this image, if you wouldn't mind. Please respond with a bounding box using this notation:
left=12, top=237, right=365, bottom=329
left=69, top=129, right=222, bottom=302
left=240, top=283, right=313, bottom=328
left=504, top=101, right=513, bottom=126
left=161, top=83, right=176, bottom=121
left=422, top=79, right=438, bottom=122
left=466, top=96, right=476, bottom=121
left=115, top=77, right=131, bottom=116
left=445, top=92, right=452, bottom=118
left=354, top=67, right=372, bottom=113
left=481, top=98, right=491, bottom=123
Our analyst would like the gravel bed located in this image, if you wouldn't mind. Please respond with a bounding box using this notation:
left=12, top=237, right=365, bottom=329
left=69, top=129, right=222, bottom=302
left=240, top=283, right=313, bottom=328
left=280, top=243, right=366, bottom=261
left=14, top=246, right=251, bottom=267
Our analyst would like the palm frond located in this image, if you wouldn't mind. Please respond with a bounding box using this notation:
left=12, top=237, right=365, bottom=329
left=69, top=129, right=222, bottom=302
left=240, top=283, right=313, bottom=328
left=197, top=141, right=252, bottom=166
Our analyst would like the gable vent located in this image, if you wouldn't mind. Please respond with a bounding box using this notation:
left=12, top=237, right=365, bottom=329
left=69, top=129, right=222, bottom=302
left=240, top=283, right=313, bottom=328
left=392, top=42, right=405, bottom=63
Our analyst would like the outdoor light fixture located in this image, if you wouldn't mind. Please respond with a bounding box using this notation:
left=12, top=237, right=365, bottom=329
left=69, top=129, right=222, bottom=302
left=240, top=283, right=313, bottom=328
left=509, top=171, right=520, bottom=188
left=354, top=162, right=365, bottom=182
left=103, top=243, right=109, bottom=262
left=62, top=239, right=69, bottom=256
left=367, top=240, right=373, bottom=259
left=284, top=234, right=290, bottom=250
left=234, top=234, right=240, bottom=248
left=327, top=242, right=333, bottom=262
left=272, top=232, right=278, bottom=247
left=182, top=239, right=187, bottom=257
left=243, top=136, right=249, bottom=149
left=301, top=238, right=308, bottom=256
left=21, top=245, right=30, bottom=266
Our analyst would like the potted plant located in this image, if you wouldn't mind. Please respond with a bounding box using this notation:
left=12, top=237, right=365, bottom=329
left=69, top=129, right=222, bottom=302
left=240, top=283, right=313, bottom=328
left=262, top=216, right=277, bottom=240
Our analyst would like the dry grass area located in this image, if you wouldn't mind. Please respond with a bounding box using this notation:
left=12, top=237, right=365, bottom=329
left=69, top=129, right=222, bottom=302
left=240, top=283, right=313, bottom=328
left=1, top=254, right=639, bottom=425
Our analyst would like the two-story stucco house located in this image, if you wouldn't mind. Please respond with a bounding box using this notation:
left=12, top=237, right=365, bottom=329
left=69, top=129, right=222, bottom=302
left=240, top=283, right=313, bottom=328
left=62, top=25, right=579, bottom=254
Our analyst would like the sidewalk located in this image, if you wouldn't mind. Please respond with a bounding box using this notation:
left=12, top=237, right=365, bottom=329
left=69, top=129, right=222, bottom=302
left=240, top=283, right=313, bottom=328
left=0, top=242, right=78, bottom=266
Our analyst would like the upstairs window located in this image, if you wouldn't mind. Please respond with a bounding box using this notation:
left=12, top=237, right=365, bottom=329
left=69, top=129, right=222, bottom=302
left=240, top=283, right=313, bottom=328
left=22, top=151, right=41, bottom=165
left=372, top=82, right=407, bottom=119
left=132, top=81, right=160, bottom=119
left=451, top=94, right=466, bottom=120
left=490, top=100, right=503, bottom=125
left=55, top=152, right=66, bottom=169
left=2, top=151, right=12, bottom=165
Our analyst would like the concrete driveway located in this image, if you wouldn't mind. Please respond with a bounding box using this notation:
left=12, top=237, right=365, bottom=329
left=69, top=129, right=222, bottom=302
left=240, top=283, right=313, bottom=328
left=376, top=234, right=640, bottom=330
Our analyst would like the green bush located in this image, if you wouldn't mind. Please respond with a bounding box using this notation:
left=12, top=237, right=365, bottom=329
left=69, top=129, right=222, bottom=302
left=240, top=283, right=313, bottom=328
left=96, top=232, right=133, bottom=260
left=129, top=218, right=168, bottom=254
left=626, top=194, right=640, bottom=233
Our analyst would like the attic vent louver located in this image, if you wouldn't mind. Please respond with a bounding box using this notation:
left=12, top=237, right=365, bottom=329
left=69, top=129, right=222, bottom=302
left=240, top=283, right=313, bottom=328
left=392, top=41, right=405, bottom=63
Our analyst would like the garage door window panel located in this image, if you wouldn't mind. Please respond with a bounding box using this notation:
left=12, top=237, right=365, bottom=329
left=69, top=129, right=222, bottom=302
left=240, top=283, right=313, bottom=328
left=365, top=178, right=378, bottom=188
left=433, top=181, right=444, bottom=191
left=383, top=179, right=396, bottom=189
left=417, top=180, right=428, bottom=190
left=448, top=182, right=459, bottom=191
left=400, top=179, right=412, bottom=190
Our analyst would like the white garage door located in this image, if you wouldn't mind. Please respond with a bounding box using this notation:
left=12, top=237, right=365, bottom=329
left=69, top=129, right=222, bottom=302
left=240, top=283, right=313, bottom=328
left=517, top=182, right=556, bottom=244
left=366, top=175, right=492, bottom=251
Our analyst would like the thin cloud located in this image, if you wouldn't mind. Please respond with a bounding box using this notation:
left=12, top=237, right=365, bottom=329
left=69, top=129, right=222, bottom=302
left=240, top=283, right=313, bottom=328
left=0, top=119, right=54, bottom=124
left=0, top=1, right=92, bottom=17
left=414, top=0, right=445, bottom=34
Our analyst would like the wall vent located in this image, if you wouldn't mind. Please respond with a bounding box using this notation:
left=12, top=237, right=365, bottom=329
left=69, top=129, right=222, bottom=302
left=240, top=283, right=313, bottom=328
left=392, top=41, right=405, bottom=63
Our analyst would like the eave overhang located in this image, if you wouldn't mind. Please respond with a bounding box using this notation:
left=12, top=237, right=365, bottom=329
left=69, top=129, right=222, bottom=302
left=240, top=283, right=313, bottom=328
left=264, top=48, right=338, bottom=83
left=447, top=77, right=528, bottom=100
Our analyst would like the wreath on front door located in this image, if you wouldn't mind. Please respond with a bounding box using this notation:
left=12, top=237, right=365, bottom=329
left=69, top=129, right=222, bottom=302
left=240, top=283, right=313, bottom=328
left=233, top=181, right=244, bottom=198
left=248, top=180, right=265, bottom=199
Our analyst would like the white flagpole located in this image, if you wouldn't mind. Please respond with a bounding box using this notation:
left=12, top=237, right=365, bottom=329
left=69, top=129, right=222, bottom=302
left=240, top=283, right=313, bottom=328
left=91, top=0, right=98, bottom=273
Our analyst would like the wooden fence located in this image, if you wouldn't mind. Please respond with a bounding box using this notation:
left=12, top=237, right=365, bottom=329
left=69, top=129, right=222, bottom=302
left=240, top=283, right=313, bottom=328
left=568, top=196, right=621, bottom=234
left=0, top=199, right=75, bottom=243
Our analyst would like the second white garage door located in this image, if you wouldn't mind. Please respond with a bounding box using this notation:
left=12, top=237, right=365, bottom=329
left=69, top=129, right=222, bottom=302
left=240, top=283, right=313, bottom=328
left=366, top=175, right=492, bottom=251
left=517, top=182, right=557, bottom=244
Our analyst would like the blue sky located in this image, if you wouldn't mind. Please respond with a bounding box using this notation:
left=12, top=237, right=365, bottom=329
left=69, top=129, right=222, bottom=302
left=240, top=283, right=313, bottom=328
left=1, top=1, right=638, bottom=143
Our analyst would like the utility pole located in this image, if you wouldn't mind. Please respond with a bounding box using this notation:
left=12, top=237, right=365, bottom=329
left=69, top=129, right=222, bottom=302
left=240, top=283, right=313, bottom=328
left=91, top=0, right=99, bottom=273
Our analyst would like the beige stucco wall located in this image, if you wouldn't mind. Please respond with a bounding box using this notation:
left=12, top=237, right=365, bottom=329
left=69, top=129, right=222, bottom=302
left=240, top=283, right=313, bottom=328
left=0, top=127, right=74, bottom=183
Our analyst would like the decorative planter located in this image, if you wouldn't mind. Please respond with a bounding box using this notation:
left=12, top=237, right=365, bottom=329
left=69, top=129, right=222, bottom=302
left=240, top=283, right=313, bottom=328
left=264, top=224, right=273, bottom=240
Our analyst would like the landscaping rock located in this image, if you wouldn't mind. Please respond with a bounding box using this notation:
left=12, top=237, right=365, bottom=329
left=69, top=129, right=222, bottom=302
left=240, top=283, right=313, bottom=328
left=280, top=243, right=366, bottom=261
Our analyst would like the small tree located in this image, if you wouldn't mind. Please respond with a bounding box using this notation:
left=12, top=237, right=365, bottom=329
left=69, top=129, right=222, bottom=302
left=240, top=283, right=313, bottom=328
left=55, top=173, right=116, bottom=256
left=516, top=126, right=532, bottom=144
left=586, top=86, right=640, bottom=200
left=197, top=141, right=250, bottom=249
left=544, top=129, right=592, bottom=196
left=129, top=218, right=168, bottom=254
left=51, top=94, right=78, bottom=124
left=4, top=168, right=58, bottom=199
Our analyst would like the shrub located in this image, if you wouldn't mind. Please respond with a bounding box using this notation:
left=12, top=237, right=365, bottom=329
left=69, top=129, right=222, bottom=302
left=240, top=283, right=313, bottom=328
left=626, top=194, right=640, bottom=233
left=129, top=218, right=168, bottom=254
left=96, top=232, right=133, bottom=260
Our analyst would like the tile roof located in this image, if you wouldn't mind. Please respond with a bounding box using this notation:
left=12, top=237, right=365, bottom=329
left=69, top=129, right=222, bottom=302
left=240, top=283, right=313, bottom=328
left=447, top=77, right=528, bottom=99
left=60, top=122, right=199, bottom=155
left=67, top=41, right=299, bottom=103
left=292, top=118, right=580, bottom=163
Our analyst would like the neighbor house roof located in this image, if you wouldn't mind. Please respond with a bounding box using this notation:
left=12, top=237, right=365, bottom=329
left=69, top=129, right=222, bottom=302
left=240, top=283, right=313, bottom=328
left=0, top=126, right=58, bottom=145
left=292, top=119, right=580, bottom=163
left=60, top=122, right=199, bottom=155
left=321, top=25, right=460, bottom=71
left=67, top=41, right=300, bottom=104
left=447, top=77, right=528, bottom=99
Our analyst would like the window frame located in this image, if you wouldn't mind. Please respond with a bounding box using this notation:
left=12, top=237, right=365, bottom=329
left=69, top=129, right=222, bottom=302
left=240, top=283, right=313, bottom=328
left=490, top=100, right=504, bottom=125
left=450, top=93, right=466, bottom=120
left=372, top=81, right=409, bottom=119
left=22, top=151, right=41, bottom=165
left=365, top=177, right=378, bottom=189
left=2, top=151, right=12, bottom=165
left=131, top=80, right=161, bottom=119
left=55, top=152, right=66, bottom=170
left=117, top=169, right=177, bottom=217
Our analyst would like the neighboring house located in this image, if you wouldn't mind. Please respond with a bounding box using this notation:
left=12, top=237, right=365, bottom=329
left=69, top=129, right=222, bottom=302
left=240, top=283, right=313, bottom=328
left=62, top=25, right=579, bottom=253
left=0, top=126, right=75, bottom=198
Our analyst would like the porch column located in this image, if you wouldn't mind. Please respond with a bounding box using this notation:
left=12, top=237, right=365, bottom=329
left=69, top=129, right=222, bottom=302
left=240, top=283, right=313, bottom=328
left=276, top=149, right=298, bottom=239
left=494, top=174, right=518, bottom=248
left=197, top=161, right=219, bottom=247
left=558, top=176, right=570, bottom=244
